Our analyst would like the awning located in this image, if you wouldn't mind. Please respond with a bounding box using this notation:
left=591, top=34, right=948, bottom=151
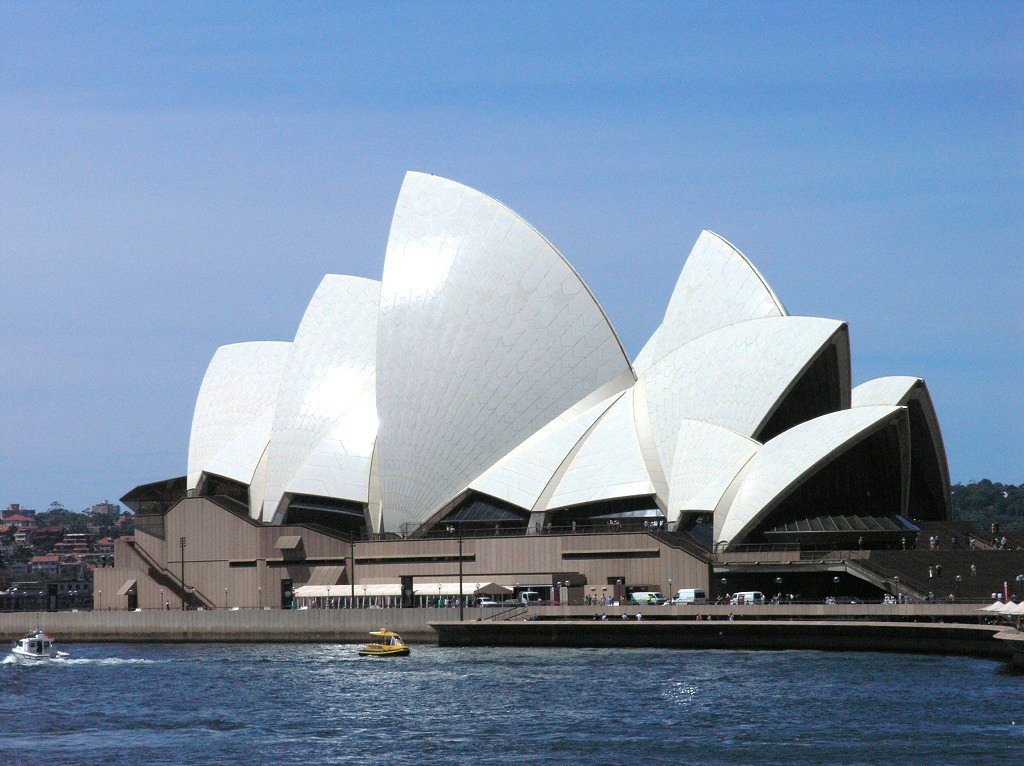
left=274, top=536, right=303, bottom=551
left=413, top=582, right=513, bottom=597
left=292, top=581, right=514, bottom=599
left=473, top=583, right=513, bottom=597
left=294, top=583, right=400, bottom=599
left=306, top=565, right=346, bottom=586
left=116, top=579, right=137, bottom=596
left=979, top=601, right=1015, bottom=613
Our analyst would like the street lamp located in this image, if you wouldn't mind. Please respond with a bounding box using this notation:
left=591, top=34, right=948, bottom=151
left=448, top=524, right=464, bottom=621
left=224, top=587, right=229, bottom=609
left=160, top=587, right=164, bottom=610
left=258, top=586, right=262, bottom=610
left=97, top=591, right=101, bottom=611
left=668, top=579, right=673, bottom=601
left=363, top=584, right=368, bottom=609
left=955, top=575, right=962, bottom=600
left=833, top=576, right=840, bottom=599
left=179, top=537, right=187, bottom=610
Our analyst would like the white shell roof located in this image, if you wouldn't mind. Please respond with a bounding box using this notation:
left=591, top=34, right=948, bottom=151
left=181, top=176, right=950, bottom=540
left=851, top=375, right=921, bottom=407
left=634, top=230, right=787, bottom=373
left=853, top=375, right=952, bottom=517
left=667, top=419, right=761, bottom=523
left=187, top=341, right=292, bottom=489
left=261, top=275, right=380, bottom=523
left=375, top=172, right=635, bottom=533
left=718, top=405, right=907, bottom=546
left=546, top=391, right=655, bottom=510
left=639, top=316, right=846, bottom=477
left=469, top=391, right=622, bottom=511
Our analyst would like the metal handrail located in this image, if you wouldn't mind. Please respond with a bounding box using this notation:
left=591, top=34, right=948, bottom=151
left=483, top=605, right=528, bottom=621
left=127, top=540, right=214, bottom=609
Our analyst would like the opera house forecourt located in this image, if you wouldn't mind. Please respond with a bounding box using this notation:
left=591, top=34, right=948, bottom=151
left=95, top=172, right=953, bottom=616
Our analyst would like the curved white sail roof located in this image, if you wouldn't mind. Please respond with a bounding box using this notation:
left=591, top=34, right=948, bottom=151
left=187, top=341, right=291, bottom=490
left=375, top=172, right=635, bottom=533
left=635, top=231, right=787, bottom=373
left=667, top=419, right=761, bottom=524
left=639, top=316, right=846, bottom=477
left=718, top=405, right=908, bottom=546
left=178, top=174, right=952, bottom=541
left=852, top=375, right=921, bottom=406
left=545, top=391, right=655, bottom=510
left=469, top=392, right=622, bottom=511
left=853, top=375, right=952, bottom=518
left=261, top=275, right=380, bottom=523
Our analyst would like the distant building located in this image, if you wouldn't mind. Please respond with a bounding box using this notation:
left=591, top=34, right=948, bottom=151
left=30, top=554, right=60, bottom=576
left=53, top=532, right=93, bottom=557
left=89, top=501, right=121, bottom=516
left=1, top=504, right=36, bottom=521
left=25, top=525, right=65, bottom=552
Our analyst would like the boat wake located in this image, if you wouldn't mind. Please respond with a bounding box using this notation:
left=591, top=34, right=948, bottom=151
left=3, top=654, right=164, bottom=666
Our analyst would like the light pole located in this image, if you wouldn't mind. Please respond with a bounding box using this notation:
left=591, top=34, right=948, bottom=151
left=258, top=586, right=262, bottom=610
left=775, top=576, right=783, bottom=603
left=97, top=591, right=101, bottom=611
left=721, top=577, right=728, bottom=603
left=447, top=524, right=464, bottom=621
left=160, top=588, right=164, bottom=610
left=833, top=576, right=840, bottom=599
left=179, top=537, right=187, bottom=610
left=363, top=584, right=367, bottom=608
left=955, top=575, right=962, bottom=600
left=556, top=581, right=562, bottom=606
left=349, top=541, right=356, bottom=606
left=224, top=587, right=229, bottom=609
left=668, top=579, right=673, bottom=602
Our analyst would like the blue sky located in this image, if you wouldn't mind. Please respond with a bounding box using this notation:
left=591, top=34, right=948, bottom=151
left=1, top=3, right=1021, bottom=513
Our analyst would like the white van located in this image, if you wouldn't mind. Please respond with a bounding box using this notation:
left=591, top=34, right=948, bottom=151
left=729, top=591, right=764, bottom=605
left=518, top=591, right=542, bottom=605
left=672, top=588, right=707, bottom=605
left=628, top=591, right=668, bottom=605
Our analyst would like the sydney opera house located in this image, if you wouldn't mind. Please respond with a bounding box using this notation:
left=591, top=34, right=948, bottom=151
left=96, top=172, right=951, bottom=611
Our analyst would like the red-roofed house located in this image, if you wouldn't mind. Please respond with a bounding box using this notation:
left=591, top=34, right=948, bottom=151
left=30, top=554, right=60, bottom=576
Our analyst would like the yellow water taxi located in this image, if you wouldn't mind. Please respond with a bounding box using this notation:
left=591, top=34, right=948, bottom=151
left=358, top=629, right=410, bottom=657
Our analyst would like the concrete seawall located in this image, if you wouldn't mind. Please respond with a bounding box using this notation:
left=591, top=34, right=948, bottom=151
left=0, top=609, right=463, bottom=643
left=432, top=619, right=1015, bottom=660
left=3, top=604, right=1019, bottom=666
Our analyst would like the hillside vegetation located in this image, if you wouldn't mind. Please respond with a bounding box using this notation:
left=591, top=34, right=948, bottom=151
left=951, top=480, right=1024, bottom=531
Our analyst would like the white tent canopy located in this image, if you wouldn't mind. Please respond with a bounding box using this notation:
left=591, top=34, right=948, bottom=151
left=294, top=582, right=513, bottom=599
left=978, top=601, right=1018, bottom=614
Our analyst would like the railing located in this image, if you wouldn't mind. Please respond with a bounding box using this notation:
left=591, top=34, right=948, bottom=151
left=648, top=529, right=712, bottom=562
left=845, top=557, right=931, bottom=600
left=127, top=540, right=214, bottom=609
left=483, top=605, right=528, bottom=621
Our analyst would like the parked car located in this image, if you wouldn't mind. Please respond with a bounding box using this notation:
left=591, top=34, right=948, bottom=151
left=475, top=598, right=501, bottom=607
left=831, top=595, right=864, bottom=604
left=628, top=591, right=668, bottom=605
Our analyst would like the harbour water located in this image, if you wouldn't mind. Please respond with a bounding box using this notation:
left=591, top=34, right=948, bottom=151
left=1, top=643, right=1019, bottom=765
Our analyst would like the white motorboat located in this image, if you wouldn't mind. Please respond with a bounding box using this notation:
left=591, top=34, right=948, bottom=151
left=11, top=630, right=70, bottom=664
